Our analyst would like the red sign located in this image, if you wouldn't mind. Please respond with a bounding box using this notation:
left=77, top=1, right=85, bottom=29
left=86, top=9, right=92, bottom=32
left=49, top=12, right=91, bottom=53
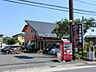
left=72, top=24, right=83, bottom=48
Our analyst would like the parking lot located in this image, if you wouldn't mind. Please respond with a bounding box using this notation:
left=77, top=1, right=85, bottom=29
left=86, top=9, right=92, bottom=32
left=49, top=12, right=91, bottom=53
left=0, top=51, right=95, bottom=72
left=0, top=51, right=64, bottom=71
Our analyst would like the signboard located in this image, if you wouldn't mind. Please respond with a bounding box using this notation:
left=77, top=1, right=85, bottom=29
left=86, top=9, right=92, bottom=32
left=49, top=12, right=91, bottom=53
left=72, top=24, right=83, bottom=48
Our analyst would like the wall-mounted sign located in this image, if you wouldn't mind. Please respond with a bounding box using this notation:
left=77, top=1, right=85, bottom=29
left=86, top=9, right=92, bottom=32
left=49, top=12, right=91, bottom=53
left=72, top=24, right=83, bottom=48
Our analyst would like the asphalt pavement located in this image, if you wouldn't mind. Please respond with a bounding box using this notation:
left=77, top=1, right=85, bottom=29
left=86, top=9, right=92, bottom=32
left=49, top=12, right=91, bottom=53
left=54, top=66, right=96, bottom=72
left=0, top=51, right=96, bottom=72
left=0, top=51, right=61, bottom=71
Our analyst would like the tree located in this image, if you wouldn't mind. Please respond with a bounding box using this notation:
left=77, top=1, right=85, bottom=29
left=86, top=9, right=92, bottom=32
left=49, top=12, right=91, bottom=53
left=6, top=38, right=18, bottom=45
left=54, top=17, right=96, bottom=38
left=54, top=19, right=70, bottom=38
left=74, top=17, right=96, bottom=33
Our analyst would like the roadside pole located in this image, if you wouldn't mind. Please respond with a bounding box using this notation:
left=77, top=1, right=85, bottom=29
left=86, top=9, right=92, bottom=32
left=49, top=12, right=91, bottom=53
left=82, top=24, right=84, bottom=59
left=69, top=0, right=75, bottom=60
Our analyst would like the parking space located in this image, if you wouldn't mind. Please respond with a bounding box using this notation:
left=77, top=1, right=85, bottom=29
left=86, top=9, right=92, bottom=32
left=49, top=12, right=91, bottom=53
left=0, top=51, right=63, bottom=71
left=0, top=51, right=92, bottom=71
left=0, top=51, right=59, bottom=64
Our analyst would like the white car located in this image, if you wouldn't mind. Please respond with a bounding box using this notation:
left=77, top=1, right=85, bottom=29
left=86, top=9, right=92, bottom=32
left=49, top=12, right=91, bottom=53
left=50, top=48, right=60, bottom=55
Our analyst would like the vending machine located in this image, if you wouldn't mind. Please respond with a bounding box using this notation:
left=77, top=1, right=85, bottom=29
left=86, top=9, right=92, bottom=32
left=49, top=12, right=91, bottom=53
left=57, top=42, right=72, bottom=62
left=62, top=42, right=72, bottom=61
left=87, top=47, right=95, bottom=61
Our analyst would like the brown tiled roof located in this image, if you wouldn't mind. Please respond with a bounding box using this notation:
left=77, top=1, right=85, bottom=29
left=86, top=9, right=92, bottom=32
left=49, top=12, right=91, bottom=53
left=25, top=20, right=57, bottom=37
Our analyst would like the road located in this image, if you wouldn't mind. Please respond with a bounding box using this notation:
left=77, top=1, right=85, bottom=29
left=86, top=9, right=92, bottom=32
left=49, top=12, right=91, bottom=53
left=54, top=66, right=96, bottom=72
left=0, top=51, right=96, bottom=72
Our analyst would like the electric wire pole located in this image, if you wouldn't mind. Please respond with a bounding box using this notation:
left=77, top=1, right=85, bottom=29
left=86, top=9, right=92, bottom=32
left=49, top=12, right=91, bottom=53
left=69, top=0, right=74, bottom=42
left=69, top=0, right=75, bottom=60
left=69, top=0, right=74, bottom=24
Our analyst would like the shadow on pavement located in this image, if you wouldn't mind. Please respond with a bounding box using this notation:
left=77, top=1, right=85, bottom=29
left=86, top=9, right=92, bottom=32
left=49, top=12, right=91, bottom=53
left=52, top=60, right=72, bottom=62
left=14, top=56, right=33, bottom=59
left=51, top=60, right=59, bottom=62
left=33, top=56, right=56, bottom=58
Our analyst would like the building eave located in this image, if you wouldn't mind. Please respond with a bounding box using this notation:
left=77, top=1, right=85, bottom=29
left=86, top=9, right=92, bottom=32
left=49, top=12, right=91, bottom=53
left=22, top=25, right=28, bottom=32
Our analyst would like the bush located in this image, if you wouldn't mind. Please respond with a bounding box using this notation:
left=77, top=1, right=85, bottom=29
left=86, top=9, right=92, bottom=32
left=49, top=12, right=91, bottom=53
left=73, top=48, right=87, bottom=60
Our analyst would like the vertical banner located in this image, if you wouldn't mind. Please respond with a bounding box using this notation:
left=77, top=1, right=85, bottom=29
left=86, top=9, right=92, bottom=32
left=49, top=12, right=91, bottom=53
left=72, top=24, right=83, bottom=48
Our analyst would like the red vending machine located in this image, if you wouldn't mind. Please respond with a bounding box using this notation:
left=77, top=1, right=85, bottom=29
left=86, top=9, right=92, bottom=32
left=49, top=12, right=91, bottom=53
left=59, top=42, right=72, bottom=62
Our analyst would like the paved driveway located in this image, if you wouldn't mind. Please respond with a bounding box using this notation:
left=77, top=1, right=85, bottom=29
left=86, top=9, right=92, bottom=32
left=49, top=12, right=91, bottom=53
left=0, top=53, right=57, bottom=65
left=0, top=52, right=63, bottom=71
left=0, top=52, right=96, bottom=72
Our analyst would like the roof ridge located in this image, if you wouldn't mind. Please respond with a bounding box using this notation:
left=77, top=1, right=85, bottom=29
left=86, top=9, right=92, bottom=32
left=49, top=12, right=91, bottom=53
left=25, top=20, right=56, bottom=25
left=24, top=20, right=56, bottom=37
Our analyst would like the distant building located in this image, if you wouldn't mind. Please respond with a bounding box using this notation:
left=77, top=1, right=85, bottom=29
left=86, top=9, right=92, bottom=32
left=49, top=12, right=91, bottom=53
left=4, top=36, right=11, bottom=39
left=22, top=20, right=62, bottom=50
left=13, top=33, right=25, bottom=46
left=85, top=35, right=96, bottom=45
left=0, top=34, right=3, bottom=48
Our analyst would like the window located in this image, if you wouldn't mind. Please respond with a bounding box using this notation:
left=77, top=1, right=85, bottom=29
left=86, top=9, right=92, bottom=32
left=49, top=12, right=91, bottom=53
left=26, top=32, right=29, bottom=36
left=22, top=36, right=24, bottom=39
left=31, top=30, right=34, bottom=33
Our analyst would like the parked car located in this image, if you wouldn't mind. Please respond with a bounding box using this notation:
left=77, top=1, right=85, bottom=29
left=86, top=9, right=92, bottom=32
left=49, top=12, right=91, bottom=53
left=44, top=43, right=60, bottom=55
left=1, top=46, right=10, bottom=53
left=50, top=43, right=60, bottom=55
left=1, top=45, right=22, bottom=54
left=44, top=44, right=53, bottom=54
left=50, top=48, right=57, bottom=54
left=10, top=46, right=22, bottom=54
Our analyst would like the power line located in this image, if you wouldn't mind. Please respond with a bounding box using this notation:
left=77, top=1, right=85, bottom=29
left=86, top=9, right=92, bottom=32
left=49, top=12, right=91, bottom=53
left=4, top=0, right=96, bottom=16
left=19, top=0, right=96, bottom=14
left=74, top=0, right=96, bottom=7
left=4, top=0, right=69, bottom=12
left=4, top=0, right=96, bottom=14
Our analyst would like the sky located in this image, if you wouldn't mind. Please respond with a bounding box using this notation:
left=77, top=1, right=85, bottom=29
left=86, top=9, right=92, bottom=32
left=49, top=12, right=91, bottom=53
left=0, top=0, right=96, bottom=37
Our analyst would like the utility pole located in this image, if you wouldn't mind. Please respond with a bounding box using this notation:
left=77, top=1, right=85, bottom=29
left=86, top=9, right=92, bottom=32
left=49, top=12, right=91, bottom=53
left=69, top=0, right=75, bottom=60
left=69, top=0, right=74, bottom=22
left=69, top=0, right=74, bottom=42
